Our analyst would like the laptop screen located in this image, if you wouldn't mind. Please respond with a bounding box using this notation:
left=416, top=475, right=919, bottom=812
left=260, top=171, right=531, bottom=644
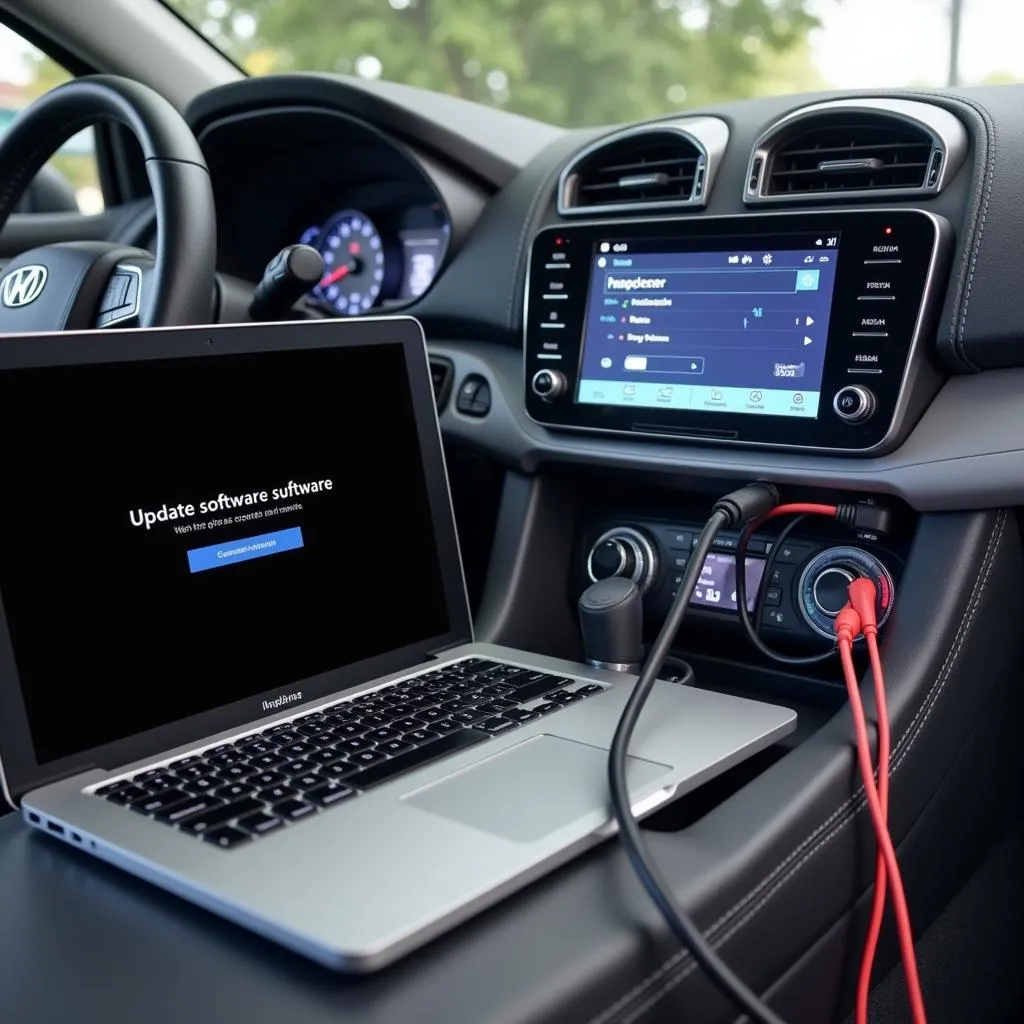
left=0, top=337, right=455, bottom=766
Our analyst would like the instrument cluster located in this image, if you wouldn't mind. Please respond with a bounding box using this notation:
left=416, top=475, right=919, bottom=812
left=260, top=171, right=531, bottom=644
left=297, top=201, right=450, bottom=317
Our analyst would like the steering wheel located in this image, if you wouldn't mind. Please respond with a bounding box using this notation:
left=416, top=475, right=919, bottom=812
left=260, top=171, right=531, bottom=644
left=0, top=75, right=216, bottom=333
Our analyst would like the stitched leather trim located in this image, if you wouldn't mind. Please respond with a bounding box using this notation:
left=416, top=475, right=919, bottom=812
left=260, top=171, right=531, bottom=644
left=589, top=510, right=1008, bottom=1023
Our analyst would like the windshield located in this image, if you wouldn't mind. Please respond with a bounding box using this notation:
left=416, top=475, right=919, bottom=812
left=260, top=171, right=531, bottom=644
left=166, top=0, right=1023, bottom=127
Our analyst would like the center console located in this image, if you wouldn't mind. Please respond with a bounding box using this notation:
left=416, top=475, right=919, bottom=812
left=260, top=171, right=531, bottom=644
left=524, top=209, right=950, bottom=454
left=574, top=509, right=905, bottom=656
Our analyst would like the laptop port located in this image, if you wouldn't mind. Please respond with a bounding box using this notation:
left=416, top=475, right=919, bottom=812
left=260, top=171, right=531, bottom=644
left=46, top=821, right=64, bottom=836
left=27, top=812, right=40, bottom=824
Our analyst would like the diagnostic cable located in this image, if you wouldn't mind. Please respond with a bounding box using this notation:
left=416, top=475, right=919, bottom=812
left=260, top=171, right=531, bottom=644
left=607, top=483, right=926, bottom=1024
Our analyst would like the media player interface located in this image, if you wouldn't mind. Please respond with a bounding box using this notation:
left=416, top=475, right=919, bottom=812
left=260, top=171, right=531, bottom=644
left=578, top=234, right=840, bottom=418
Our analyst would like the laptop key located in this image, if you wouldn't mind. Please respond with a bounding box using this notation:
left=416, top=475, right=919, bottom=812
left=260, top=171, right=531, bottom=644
left=350, top=729, right=490, bottom=790
left=251, top=770, right=284, bottom=787
left=305, top=781, right=356, bottom=807
left=305, top=749, right=340, bottom=766
left=103, top=785, right=150, bottom=805
left=426, top=718, right=461, bottom=735
left=501, top=709, right=538, bottom=724
left=214, top=782, right=253, bottom=801
left=392, top=717, right=423, bottom=733
left=320, top=762, right=360, bottom=780
left=250, top=752, right=287, bottom=769
left=348, top=749, right=388, bottom=767
left=202, top=826, right=251, bottom=849
left=376, top=739, right=413, bottom=755
left=259, top=784, right=296, bottom=803
left=130, top=789, right=193, bottom=814
left=478, top=717, right=520, bottom=735
left=293, top=773, right=322, bottom=791
left=237, top=812, right=284, bottom=836
left=449, top=709, right=490, bottom=726
left=144, top=773, right=179, bottom=792
left=403, top=728, right=439, bottom=745
left=507, top=676, right=562, bottom=703
left=179, top=797, right=265, bottom=835
left=531, top=701, right=561, bottom=715
left=330, top=722, right=366, bottom=739
left=156, top=796, right=226, bottom=825
left=274, top=799, right=317, bottom=821
left=335, top=736, right=373, bottom=754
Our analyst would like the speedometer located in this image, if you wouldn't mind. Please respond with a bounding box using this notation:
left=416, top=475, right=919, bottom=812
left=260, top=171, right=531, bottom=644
left=311, top=209, right=386, bottom=317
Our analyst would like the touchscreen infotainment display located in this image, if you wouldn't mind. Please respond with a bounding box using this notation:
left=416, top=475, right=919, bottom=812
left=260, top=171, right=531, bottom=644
left=577, top=233, right=840, bottom=419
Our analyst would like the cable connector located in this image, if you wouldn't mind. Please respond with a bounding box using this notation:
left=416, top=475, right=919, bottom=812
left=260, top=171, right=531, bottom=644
left=835, top=502, right=894, bottom=537
left=834, top=604, right=863, bottom=645
left=711, top=482, right=780, bottom=528
left=848, top=577, right=879, bottom=638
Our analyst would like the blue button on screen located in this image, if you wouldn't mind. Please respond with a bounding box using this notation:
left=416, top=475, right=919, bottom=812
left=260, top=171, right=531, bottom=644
left=187, top=527, right=304, bottom=574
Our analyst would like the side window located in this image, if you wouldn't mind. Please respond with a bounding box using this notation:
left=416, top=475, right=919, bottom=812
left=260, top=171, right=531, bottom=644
left=0, top=23, right=104, bottom=213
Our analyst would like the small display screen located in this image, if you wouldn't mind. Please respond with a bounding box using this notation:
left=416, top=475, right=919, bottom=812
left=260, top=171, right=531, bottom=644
left=578, top=234, right=840, bottom=419
left=690, top=553, right=767, bottom=613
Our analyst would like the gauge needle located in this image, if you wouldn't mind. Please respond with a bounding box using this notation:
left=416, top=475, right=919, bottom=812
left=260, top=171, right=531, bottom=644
left=320, top=263, right=353, bottom=287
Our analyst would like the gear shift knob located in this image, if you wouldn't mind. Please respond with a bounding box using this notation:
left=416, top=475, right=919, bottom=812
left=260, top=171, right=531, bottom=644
left=578, top=577, right=644, bottom=672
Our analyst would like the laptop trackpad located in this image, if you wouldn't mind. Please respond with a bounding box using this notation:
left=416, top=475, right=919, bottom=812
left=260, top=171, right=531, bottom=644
left=402, top=734, right=672, bottom=843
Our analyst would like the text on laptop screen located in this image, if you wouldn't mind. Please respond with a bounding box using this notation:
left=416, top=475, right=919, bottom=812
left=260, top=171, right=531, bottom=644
left=0, top=342, right=450, bottom=764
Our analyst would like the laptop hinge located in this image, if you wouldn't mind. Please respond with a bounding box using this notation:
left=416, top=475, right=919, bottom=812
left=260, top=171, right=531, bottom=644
left=428, top=637, right=471, bottom=659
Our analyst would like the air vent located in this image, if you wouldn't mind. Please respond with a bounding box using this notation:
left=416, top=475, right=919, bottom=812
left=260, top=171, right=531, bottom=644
left=558, top=118, right=729, bottom=216
left=429, top=356, right=454, bottom=411
left=746, top=99, right=967, bottom=204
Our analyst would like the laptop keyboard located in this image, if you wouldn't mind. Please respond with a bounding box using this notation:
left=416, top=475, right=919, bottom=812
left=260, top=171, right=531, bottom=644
left=92, top=659, right=607, bottom=850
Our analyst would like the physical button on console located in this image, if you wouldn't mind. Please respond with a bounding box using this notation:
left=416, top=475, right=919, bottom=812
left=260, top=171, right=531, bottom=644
left=531, top=368, right=567, bottom=400
left=833, top=385, right=876, bottom=424
left=586, top=527, right=657, bottom=595
left=798, top=546, right=895, bottom=639
left=455, top=374, right=492, bottom=417
left=812, top=567, right=855, bottom=615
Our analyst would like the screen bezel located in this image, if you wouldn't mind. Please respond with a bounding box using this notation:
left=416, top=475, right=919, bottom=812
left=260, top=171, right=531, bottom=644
left=0, top=317, right=472, bottom=806
left=524, top=209, right=947, bottom=453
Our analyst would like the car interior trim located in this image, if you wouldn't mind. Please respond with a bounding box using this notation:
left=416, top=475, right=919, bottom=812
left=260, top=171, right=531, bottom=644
left=557, top=117, right=730, bottom=216
left=743, top=97, right=970, bottom=204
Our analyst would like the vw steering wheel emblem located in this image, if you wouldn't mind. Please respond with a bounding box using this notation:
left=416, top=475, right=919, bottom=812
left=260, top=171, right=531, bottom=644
left=1, top=264, right=48, bottom=308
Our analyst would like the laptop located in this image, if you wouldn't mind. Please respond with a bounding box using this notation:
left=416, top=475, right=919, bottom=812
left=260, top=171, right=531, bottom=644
left=0, top=316, right=796, bottom=971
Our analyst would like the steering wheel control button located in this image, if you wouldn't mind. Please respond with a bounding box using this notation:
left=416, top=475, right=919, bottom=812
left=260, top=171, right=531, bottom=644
left=833, top=385, right=876, bottom=423
left=812, top=567, right=855, bottom=615
left=531, top=368, right=567, bottom=400
left=797, top=546, right=895, bottom=639
left=96, top=264, right=142, bottom=328
left=455, top=375, right=491, bottom=417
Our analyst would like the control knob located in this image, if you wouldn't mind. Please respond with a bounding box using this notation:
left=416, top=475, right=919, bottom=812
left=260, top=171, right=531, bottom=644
left=586, top=527, right=657, bottom=596
left=531, top=368, right=567, bottom=400
left=833, top=385, right=876, bottom=424
left=797, top=546, right=895, bottom=639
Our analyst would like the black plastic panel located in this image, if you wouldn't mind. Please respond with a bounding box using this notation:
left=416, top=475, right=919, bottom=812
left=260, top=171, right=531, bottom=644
left=524, top=209, right=950, bottom=453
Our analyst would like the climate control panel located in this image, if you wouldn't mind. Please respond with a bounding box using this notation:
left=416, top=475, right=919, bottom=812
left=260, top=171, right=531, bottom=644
left=579, top=518, right=900, bottom=646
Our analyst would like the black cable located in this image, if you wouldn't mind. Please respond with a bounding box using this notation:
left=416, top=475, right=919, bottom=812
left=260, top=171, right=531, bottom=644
left=735, top=514, right=836, bottom=667
left=608, top=506, right=789, bottom=1024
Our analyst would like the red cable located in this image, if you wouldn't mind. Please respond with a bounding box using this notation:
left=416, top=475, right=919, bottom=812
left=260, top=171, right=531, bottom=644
left=765, top=502, right=838, bottom=520
left=836, top=603, right=927, bottom=1024
left=848, top=579, right=892, bottom=1024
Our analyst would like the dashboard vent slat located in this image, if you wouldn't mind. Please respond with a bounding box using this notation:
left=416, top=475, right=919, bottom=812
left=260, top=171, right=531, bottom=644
left=428, top=356, right=454, bottom=412
left=745, top=99, right=968, bottom=204
left=767, top=118, right=933, bottom=195
left=558, top=118, right=729, bottom=217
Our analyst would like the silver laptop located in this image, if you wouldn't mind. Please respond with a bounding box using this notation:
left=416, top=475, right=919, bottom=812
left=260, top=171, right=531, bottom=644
left=0, top=316, right=796, bottom=971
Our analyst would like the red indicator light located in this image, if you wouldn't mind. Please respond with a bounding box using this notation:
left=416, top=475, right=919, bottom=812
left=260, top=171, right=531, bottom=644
left=555, top=237, right=563, bottom=245
left=884, top=226, right=893, bottom=235
left=348, top=241, right=361, bottom=254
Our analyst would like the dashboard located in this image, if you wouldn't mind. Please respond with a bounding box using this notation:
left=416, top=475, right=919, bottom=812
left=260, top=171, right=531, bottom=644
left=181, top=75, right=1024, bottom=511
left=189, top=101, right=477, bottom=318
